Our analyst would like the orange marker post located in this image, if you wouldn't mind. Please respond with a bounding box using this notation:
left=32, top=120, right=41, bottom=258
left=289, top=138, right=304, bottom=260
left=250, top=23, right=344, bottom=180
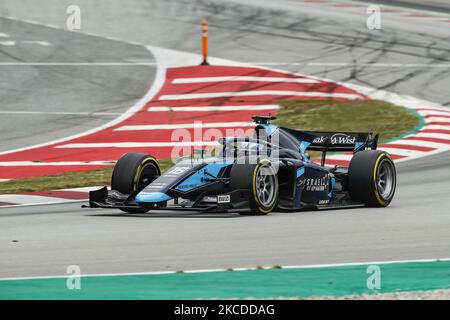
left=201, top=20, right=209, bottom=65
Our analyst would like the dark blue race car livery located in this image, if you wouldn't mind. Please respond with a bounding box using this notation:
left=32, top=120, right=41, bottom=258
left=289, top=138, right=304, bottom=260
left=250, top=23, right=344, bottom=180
left=86, top=116, right=397, bottom=215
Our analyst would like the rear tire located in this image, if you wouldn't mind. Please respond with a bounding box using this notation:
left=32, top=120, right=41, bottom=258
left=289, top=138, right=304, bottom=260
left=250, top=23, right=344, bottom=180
left=111, top=153, right=161, bottom=213
left=230, top=159, right=278, bottom=215
left=348, top=150, right=396, bottom=207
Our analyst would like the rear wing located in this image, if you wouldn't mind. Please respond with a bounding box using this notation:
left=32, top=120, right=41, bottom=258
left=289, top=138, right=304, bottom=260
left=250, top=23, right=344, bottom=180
left=281, top=127, right=379, bottom=165
left=281, top=127, right=379, bottom=152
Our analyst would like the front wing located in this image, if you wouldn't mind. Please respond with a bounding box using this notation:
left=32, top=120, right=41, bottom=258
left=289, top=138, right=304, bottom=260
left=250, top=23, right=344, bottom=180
left=84, top=186, right=253, bottom=213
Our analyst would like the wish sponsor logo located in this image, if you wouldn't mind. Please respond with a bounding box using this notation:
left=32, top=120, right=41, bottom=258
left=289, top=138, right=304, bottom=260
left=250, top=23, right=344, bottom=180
left=313, top=133, right=356, bottom=145
left=331, top=133, right=356, bottom=144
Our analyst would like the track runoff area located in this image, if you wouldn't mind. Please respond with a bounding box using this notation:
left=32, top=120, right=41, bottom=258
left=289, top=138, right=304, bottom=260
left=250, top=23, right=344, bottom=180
left=1, top=259, right=450, bottom=300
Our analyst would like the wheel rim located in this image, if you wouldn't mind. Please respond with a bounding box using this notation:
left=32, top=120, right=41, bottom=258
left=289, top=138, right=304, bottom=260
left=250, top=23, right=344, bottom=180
left=376, top=158, right=395, bottom=200
left=255, top=164, right=276, bottom=207
left=137, top=162, right=159, bottom=191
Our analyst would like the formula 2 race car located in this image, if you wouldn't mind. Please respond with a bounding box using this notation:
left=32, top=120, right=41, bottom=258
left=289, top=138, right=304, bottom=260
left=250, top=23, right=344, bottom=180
left=85, top=116, right=396, bottom=215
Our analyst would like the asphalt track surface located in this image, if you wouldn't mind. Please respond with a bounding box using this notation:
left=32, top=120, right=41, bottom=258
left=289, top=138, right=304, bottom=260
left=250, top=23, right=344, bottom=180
left=0, top=0, right=449, bottom=278
left=0, top=17, right=156, bottom=152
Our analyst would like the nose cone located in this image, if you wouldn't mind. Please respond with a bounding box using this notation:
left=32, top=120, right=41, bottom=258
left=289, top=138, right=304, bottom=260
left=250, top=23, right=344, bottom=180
left=135, top=192, right=171, bottom=204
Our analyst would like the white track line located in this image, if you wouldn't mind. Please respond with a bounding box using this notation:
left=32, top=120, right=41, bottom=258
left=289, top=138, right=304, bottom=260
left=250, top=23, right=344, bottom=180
left=172, top=76, right=319, bottom=84
left=0, top=194, right=68, bottom=204
left=115, top=122, right=255, bottom=131
left=418, top=111, right=450, bottom=116
left=411, top=132, right=450, bottom=140
left=251, top=62, right=450, bottom=68
left=424, top=125, right=450, bottom=130
left=0, top=187, right=102, bottom=208
left=0, top=161, right=114, bottom=166
left=59, top=186, right=104, bottom=192
left=424, top=117, right=450, bottom=122
left=159, top=91, right=362, bottom=100
left=0, top=33, right=9, bottom=37
left=147, top=105, right=280, bottom=112
left=56, top=141, right=221, bottom=148
left=0, top=111, right=123, bottom=116
left=377, top=147, right=425, bottom=157
left=21, top=40, right=51, bottom=46
left=0, top=41, right=15, bottom=46
left=379, top=143, right=435, bottom=151
left=385, top=139, right=450, bottom=149
left=416, top=108, right=450, bottom=113
left=0, top=199, right=87, bottom=209
left=1, top=257, right=449, bottom=281
left=0, top=62, right=157, bottom=66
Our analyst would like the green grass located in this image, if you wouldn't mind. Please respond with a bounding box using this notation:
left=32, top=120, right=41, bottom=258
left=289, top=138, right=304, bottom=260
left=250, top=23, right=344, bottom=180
left=275, top=99, right=421, bottom=142
left=0, top=100, right=421, bottom=194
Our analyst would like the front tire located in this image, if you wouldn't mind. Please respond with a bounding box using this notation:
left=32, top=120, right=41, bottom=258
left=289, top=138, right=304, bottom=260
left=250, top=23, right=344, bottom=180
left=348, top=150, right=396, bottom=207
left=230, top=159, right=279, bottom=215
left=111, top=153, right=161, bottom=213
